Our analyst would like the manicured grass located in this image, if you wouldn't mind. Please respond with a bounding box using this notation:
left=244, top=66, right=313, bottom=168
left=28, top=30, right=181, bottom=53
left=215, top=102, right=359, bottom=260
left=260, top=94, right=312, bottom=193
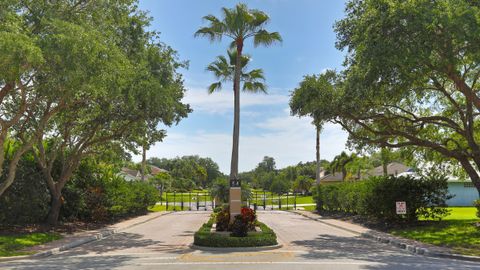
left=193, top=217, right=277, bottom=248
left=249, top=195, right=314, bottom=206
left=0, top=233, right=61, bottom=257
left=391, top=207, right=480, bottom=256
left=160, top=192, right=213, bottom=203
left=148, top=204, right=191, bottom=212
left=443, top=207, right=477, bottom=220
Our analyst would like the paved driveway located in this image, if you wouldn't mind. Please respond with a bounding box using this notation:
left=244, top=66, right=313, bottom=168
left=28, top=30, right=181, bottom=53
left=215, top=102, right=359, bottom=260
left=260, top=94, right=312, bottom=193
left=1, top=211, right=479, bottom=270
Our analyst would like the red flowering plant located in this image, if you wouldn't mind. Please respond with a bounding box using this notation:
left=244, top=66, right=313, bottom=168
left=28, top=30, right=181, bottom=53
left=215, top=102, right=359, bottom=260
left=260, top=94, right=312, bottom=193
left=240, top=207, right=257, bottom=230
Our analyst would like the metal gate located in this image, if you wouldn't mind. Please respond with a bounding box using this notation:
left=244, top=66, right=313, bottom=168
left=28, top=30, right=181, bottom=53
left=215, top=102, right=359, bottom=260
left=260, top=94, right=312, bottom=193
left=162, top=191, right=214, bottom=211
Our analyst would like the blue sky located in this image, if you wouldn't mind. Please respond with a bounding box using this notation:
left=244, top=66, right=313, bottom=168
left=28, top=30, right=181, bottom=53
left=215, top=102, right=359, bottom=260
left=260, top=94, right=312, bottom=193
left=137, top=0, right=349, bottom=173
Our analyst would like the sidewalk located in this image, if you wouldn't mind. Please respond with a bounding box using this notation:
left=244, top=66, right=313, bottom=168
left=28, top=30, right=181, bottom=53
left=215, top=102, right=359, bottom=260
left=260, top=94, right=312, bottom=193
left=293, top=210, right=480, bottom=262
left=0, top=211, right=171, bottom=262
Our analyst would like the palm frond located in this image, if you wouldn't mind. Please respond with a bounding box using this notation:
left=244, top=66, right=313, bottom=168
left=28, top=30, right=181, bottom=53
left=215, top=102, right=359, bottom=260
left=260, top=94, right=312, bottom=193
left=253, top=30, right=282, bottom=47
left=243, top=81, right=267, bottom=93
left=208, top=82, right=222, bottom=94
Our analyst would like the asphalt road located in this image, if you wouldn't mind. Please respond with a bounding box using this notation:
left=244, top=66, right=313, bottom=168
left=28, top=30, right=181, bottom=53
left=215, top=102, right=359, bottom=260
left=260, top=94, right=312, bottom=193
left=1, top=211, right=479, bottom=270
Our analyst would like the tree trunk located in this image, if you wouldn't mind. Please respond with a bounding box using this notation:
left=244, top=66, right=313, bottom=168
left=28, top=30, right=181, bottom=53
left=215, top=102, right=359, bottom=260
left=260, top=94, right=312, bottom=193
left=230, top=40, right=243, bottom=186
left=0, top=142, right=32, bottom=196
left=141, top=144, right=146, bottom=181
left=228, top=39, right=243, bottom=221
left=458, top=157, right=480, bottom=198
left=47, top=191, right=62, bottom=226
left=315, top=125, right=321, bottom=183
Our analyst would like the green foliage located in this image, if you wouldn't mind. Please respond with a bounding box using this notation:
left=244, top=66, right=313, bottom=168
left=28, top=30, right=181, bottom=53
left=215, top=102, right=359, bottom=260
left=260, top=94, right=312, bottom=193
left=0, top=153, right=50, bottom=224
left=230, top=214, right=248, bottom=237
left=62, top=159, right=159, bottom=222
left=313, top=175, right=452, bottom=223
left=270, top=173, right=290, bottom=195
left=293, top=175, right=314, bottom=194
left=210, top=177, right=229, bottom=203
left=148, top=156, right=222, bottom=189
left=215, top=206, right=230, bottom=231
left=310, top=0, right=480, bottom=194
left=194, top=218, right=277, bottom=248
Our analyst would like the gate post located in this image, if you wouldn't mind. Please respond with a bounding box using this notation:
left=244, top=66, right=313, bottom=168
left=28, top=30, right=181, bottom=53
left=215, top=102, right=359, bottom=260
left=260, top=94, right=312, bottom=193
left=286, top=192, right=289, bottom=210
left=181, top=192, right=184, bottom=211
left=294, top=192, right=297, bottom=210
left=196, top=192, right=199, bottom=210
left=278, top=193, right=281, bottom=210
left=166, top=192, right=169, bottom=211
left=263, top=191, right=266, bottom=210
left=173, top=191, right=176, bottom=211
left=189, top=192, right=192, bottom=211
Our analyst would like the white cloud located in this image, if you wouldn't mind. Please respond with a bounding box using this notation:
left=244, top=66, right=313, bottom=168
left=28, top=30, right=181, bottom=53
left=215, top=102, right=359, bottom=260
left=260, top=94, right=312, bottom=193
left=141, top=110, right=349, bottom=174
left=183, top=87, right=289, bottom=114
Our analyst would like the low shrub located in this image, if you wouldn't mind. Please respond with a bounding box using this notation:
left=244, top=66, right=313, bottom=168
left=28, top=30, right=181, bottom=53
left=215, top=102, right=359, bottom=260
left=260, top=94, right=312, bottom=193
left=62, top=161, right=159, bottom=222
left=0, top=154, right=50, bottom=224
left=313, top=175, right=452, bottom=223
left=230, top=215, right=248, bottom=237
left=215, top=207, right=230, bottom=231
left=194, top=217, right=277, bottom=247
left=240, top=207, right=257, bottom=230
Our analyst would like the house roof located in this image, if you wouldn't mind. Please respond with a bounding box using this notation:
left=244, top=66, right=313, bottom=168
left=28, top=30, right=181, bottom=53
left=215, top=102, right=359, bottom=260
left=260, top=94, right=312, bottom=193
left=366, top=162, right=411, bottom=177
left=150, top=165, right=168, bottom=175
left=318, top=172, right=344, bottom=183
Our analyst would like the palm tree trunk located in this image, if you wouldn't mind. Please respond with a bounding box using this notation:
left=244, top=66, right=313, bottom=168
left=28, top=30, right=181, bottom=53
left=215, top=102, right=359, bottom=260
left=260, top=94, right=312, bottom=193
left=315, top=125, right=321, bottom=184
left=141, top=144, right=146, bottom=181
left=230, top=40, right=243, bottom=185
left=229, top=40, right=243, bottom=222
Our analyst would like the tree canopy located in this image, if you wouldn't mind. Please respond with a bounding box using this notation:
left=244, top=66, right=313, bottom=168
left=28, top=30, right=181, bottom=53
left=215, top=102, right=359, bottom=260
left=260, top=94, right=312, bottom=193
left=307, top=0, right=480, bottom=195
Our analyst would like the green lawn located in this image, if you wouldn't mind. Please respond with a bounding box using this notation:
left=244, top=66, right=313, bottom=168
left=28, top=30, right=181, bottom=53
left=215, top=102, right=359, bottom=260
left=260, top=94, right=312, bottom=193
left=391, top=207, right=480, bottom=256
left=249, top=195, right=314, bottom=206
left=0, top=233, right=61, bottom=257
left=148, top=204, right=191, bottom=212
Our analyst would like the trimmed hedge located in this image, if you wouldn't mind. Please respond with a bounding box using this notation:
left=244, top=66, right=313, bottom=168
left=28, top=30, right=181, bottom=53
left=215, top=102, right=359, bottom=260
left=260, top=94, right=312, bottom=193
left=313, top=175, right=451, bottom=223
left=193, top=217, right=277, bottom=247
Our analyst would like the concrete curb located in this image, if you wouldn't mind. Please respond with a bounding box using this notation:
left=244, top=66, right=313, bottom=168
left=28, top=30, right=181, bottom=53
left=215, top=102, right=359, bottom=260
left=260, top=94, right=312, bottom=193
left=190, top=244, right=283, bottom=252
left=292, top=210, right=480, bottom=263
left=0, top=211, right=173, bottom=262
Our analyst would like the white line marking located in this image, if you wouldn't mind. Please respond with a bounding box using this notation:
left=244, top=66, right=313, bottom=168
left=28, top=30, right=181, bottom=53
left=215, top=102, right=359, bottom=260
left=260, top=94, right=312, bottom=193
left=139, top=261, right=381, bottom=266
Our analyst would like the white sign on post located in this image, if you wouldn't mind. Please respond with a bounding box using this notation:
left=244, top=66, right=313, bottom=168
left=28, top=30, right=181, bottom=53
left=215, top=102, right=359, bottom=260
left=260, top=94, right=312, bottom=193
left=396, top=201, right=407, bottom=215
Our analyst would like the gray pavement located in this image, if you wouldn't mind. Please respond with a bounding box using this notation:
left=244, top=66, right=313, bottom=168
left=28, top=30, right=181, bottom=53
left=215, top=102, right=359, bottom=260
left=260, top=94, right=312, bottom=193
left=1, top=211, right=479, bottom=270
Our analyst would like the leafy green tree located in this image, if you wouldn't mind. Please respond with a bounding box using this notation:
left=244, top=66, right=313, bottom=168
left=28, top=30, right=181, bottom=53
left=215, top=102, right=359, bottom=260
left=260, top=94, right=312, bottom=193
left=255, top=156, right=277, bottom=174
left=195, top=3, right=282, bottom=192
left=290, top=71, right=337, bottom=183
left=293, top=176, right=314, bottom=194
left=270, top=173, right=290, bottom=195
left=20, top=1, right=190, bottom=225
left=322, top=0, right=480, bottom=195
left=149, top=172, right=172, bottom=198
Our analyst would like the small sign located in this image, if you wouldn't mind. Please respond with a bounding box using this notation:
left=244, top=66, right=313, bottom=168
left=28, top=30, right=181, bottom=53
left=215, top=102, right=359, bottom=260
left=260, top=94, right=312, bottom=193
left=396, top=201, right=407, bottom=215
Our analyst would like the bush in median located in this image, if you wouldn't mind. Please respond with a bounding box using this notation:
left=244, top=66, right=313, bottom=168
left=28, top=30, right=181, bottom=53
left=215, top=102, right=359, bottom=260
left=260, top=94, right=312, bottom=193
left=194, top=217, right=277, bottom=247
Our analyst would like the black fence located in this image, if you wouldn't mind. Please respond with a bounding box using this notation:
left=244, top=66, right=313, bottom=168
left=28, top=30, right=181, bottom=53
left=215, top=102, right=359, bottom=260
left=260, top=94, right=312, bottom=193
left=162, top=191, right=214, bottom=211
left=160, top=191, right=307, bottom=211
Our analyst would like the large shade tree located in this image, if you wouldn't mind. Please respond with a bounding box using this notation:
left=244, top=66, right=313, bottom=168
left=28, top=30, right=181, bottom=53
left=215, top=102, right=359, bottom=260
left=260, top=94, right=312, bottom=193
left=290, top=71, right=337, bottom=183
left=312, top=0, right=480, bottom=195
left=8, top=1, right=191, bottom=225
left=195, top=4, right=282, bottom=204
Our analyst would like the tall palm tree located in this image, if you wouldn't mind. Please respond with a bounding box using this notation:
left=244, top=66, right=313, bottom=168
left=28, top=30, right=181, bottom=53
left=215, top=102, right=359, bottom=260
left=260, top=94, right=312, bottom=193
left=195, top=4, right=281, bottom=192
